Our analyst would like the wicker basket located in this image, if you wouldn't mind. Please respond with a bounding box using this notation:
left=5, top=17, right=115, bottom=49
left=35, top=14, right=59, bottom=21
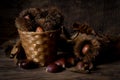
left=18, top=29, right=60, bottom=66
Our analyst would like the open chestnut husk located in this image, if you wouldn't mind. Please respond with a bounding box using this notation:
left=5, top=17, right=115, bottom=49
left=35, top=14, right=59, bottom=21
left=46, top=63, right=64, bottom=73
left=17, top=60, right=39, bottom=69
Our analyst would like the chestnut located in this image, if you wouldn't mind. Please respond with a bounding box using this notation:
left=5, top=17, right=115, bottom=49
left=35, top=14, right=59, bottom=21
left=76, top=61, right=84, bottom=71
left=54, top=58, right=66, bottom=68
left=76, top=61, right=90, bottom=73
left=66, top=57, right=75, bottom=67
left=82, top=44, right=90, bottom=55
left=17, top=60, right=39, bottom=69
left=36, top=27, right=43, bottom=32
left=46, top=63, right=63, bottom=73
left=67, top=57, right=75, bottom=64
left=85, top=62, right=93, bottom=70
left=76, top=61, right=94, bottom=73
left=24, top=15, right=30, bottom=20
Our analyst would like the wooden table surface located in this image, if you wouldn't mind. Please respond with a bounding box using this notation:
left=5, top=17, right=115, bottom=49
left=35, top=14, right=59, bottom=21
left=0, top=48, right=120, bottom=80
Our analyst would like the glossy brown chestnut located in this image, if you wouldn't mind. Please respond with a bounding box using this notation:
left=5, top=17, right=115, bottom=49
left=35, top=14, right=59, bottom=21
left=76, top=61, right=84, bottom=71
left=76, top=61, right=90, bottom=73
left=46, top=63, right=63, bottom=73
left=66, top=57, right=75, bottom=67
left=17, top=60, right=39, bottom=69
left=67, top=57, right=75, bottom=64
left=82, top=44, right=90, bottom=55
left=36, top=27, right=43, bottom=32
left=54, top=58, right=66, bottom=68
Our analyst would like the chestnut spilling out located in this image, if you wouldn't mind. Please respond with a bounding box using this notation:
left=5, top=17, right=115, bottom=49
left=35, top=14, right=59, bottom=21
left=9, top=6, right=118, bottom=74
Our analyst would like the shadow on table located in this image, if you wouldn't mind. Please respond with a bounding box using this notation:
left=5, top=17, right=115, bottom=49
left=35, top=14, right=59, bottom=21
left=95, top=38, right=120, bottom=65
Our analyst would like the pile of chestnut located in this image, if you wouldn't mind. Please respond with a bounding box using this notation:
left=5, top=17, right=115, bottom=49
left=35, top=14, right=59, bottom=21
left=46, top=55, right=75, bottom=73
left=46, top=43, right=94, bottom=73
left=11, top=37, right=94, bottom=73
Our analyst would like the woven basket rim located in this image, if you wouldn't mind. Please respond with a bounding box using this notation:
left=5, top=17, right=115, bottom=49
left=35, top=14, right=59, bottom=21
left=18, top=29, right=60, bottom=35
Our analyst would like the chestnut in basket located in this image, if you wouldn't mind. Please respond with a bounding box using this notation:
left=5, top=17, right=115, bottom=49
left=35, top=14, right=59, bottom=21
left=35, top=7, right=64, bottom=31
left=36, top=26, right=44, bottom=32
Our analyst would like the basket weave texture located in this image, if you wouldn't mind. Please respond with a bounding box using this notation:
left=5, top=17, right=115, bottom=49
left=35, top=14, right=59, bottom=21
left=18, top=29, right=60, bottom=66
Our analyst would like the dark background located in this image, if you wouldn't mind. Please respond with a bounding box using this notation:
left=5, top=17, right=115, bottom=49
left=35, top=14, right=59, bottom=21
left=0, top=0, right=120, bottom=44
left=0, top=1, right=120, bottom=80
